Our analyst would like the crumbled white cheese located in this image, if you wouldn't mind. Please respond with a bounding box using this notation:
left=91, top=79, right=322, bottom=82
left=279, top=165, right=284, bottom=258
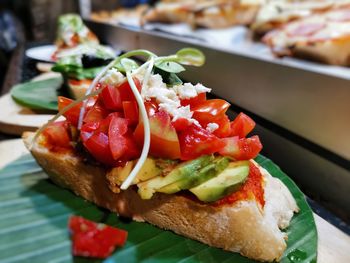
left=194, top=83, right=211, bottom=94
left=172, top=82, right=211, bottom=99
left=141, top=74, right=203, bottom=125
left=100, top=69, right=125, bottom=85
left=206, top=123, right=219, bottom=133
left=173, top=83, right=197, bottom=99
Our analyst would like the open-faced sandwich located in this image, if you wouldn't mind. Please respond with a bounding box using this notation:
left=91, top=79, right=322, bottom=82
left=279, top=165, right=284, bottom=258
left=262, top=4, right=350, bottom=65
left=251, top=0, right=350, bottom=36
left=141, top=0, right=264, bottom=28
left=53, top=14, right=99, bottom=59
left=51, top=14, right=116, bottom=99
left=23, top=48, right=298, bottom=262
left=52, top=44, right=115, bottom=99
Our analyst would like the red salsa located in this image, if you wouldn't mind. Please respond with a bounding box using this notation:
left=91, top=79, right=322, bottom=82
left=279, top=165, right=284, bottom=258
left=214, top=162, right=265, bottom=207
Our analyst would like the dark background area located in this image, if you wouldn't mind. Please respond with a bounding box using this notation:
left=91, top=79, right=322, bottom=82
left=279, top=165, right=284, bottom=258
left=0, top=0, right=79, bottom=91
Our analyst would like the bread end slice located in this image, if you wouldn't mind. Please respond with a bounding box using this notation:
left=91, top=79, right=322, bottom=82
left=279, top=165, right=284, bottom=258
left=23, top=131, right=298, bottom=262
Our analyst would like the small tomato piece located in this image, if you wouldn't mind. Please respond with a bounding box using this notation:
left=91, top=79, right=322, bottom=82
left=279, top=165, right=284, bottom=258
left=230, top=112, right=256, bottom=138
left=134, top=111, right=181, bottom=159
left=172, top=117, right=191, bottom=132
left=80, top=122, right=99, bottom=142
left=108, top=116, right=129, bottom=160
left=219, top=135, right=262, bottom=160
left=118, top=77, right=141, bottom=101
left=192, top=99, right=230, bottom=125
left=100, top=84, right=122, bottom=111
left=123, top=101, right=139, bottom=126
left=83, top=103, right=109, bottom=124
left=42, top=121, right=71, bottom=151
left=69, top=216, right=128, bottom=259
left=58, top=96, right=82, bottom=127
left=212, top=115, right=231, bottom=138
left=178, top=124, right=225, bottom=160
left=180, top=92, right=206, bottom=108
left=84, top=132, right=115, bottom=166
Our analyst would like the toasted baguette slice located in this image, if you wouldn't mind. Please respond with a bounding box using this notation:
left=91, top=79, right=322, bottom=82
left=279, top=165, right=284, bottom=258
left=23, top=132, right=298, bottom=262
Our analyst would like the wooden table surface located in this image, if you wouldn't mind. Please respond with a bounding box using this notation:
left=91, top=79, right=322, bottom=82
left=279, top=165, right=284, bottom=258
left=0, top=139, right=349, bottom=263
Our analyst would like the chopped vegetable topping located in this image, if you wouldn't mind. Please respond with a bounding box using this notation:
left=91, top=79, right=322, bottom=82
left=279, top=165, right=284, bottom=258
left=37, top=48, right=263, bottom=201
left=68, top=216, right=128, bottom=259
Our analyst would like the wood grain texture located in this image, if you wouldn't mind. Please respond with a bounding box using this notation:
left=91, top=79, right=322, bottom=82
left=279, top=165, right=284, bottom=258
left=0, top=93, right=55, bottom=135
left=0, top=139, right=349, bottom=262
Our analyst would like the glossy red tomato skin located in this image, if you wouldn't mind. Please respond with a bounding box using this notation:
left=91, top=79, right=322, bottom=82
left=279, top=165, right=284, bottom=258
left=134, top=111, right=181, bottom=159
left=83, top=103, right=109, bottom=124
left=219, top=135, right=262, bottom=160
left=237, top=135, right=262, bottom=160
left=119, top=133, right=141, bottom=162
left=69, top=216, right=128, bottom=259
left=100, top=78, right=141, bottom=111
left=180, top=92, right=206, bottom=108
left=123, top=101, right=139, bottom=126
left=230, top=112, right=256, bottom=138
left=178, top=124, right=225, bottom=160
left=108, top=116, right=129, bottom=160
left=83, top=132, right=115, bottom=166
left=171, top=118, right=191, bottom=132
left=118, top=77, right=141, bottom=101
left=212, top=115, right=231, bottom=138
left=80, top=122, right=99, bottom=142
left=100, top=84, right=122, bottom=111
left=42, top=121, right=72, bottom=151
left=58, top=96, right=83, bottom=127
left=192, top=99, right=230, bottom=125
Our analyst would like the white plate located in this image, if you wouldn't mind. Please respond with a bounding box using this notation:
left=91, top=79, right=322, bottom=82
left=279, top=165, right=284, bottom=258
left=25, top=45, right=56, bottom=62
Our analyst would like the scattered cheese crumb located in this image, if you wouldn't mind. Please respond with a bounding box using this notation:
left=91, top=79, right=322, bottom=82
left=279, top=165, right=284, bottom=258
left=206, top=123, right=219, bottom=133
left=100, top=69, right=125, bottom=85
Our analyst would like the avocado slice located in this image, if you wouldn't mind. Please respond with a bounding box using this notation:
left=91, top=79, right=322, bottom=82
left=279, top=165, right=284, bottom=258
left=137, top=155, right=213, bottom=199
left=107, top=158, right=162, bottom=186
left=189, top=161, right=250, bottom=202
left=158, top=157, right=230, bottom=194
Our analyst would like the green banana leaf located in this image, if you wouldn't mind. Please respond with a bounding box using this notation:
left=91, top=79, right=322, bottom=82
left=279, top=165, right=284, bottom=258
left=11, top=77, right=63, bottom=111
left=0, top=154, right=317, bottom=263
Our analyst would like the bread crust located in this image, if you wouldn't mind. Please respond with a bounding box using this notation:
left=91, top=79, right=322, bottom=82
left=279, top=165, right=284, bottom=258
left=23, top=132, right=298, bottom=262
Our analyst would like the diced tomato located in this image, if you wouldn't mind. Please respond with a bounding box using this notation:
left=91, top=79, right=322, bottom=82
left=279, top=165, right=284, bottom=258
left=83, top=103, right=109, bottom=124
left=42, top=121, right=71, bottom=151
left=84, top=132, right=115, bottom=166
left=144, top=100, right=158, bottom=117
left=212, top=115, right=231, bottom=138
left=69, top=216, right=128, bottom=259
left=118, top=77, right=141, bottom=101
left=123, top=101, right=139, bottom=126
left=108, top=116, right=129, bottom=160
left=100, top=84, right=122, bottom=111
left=119, top=133, right=141, bottom=162
left=96, top=113, right=121, bottom=134
left=134, top=111, right=181, bottom=159
left=230, top=112, right=256, bottom=138
left=192, top=99, right=230, bottom=125
left=58, top=96, right=83, bottom=127
left=178, top=124, right=225, bottom=160
left=80, top=122, right=99, bottom=142
left=100, top=78, right=141, bottom=111
left=219, top=135, right=262, bottom=160
left=172, top=117, right=191, bottom=132
left=180, top=92, right=206, bottom=108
